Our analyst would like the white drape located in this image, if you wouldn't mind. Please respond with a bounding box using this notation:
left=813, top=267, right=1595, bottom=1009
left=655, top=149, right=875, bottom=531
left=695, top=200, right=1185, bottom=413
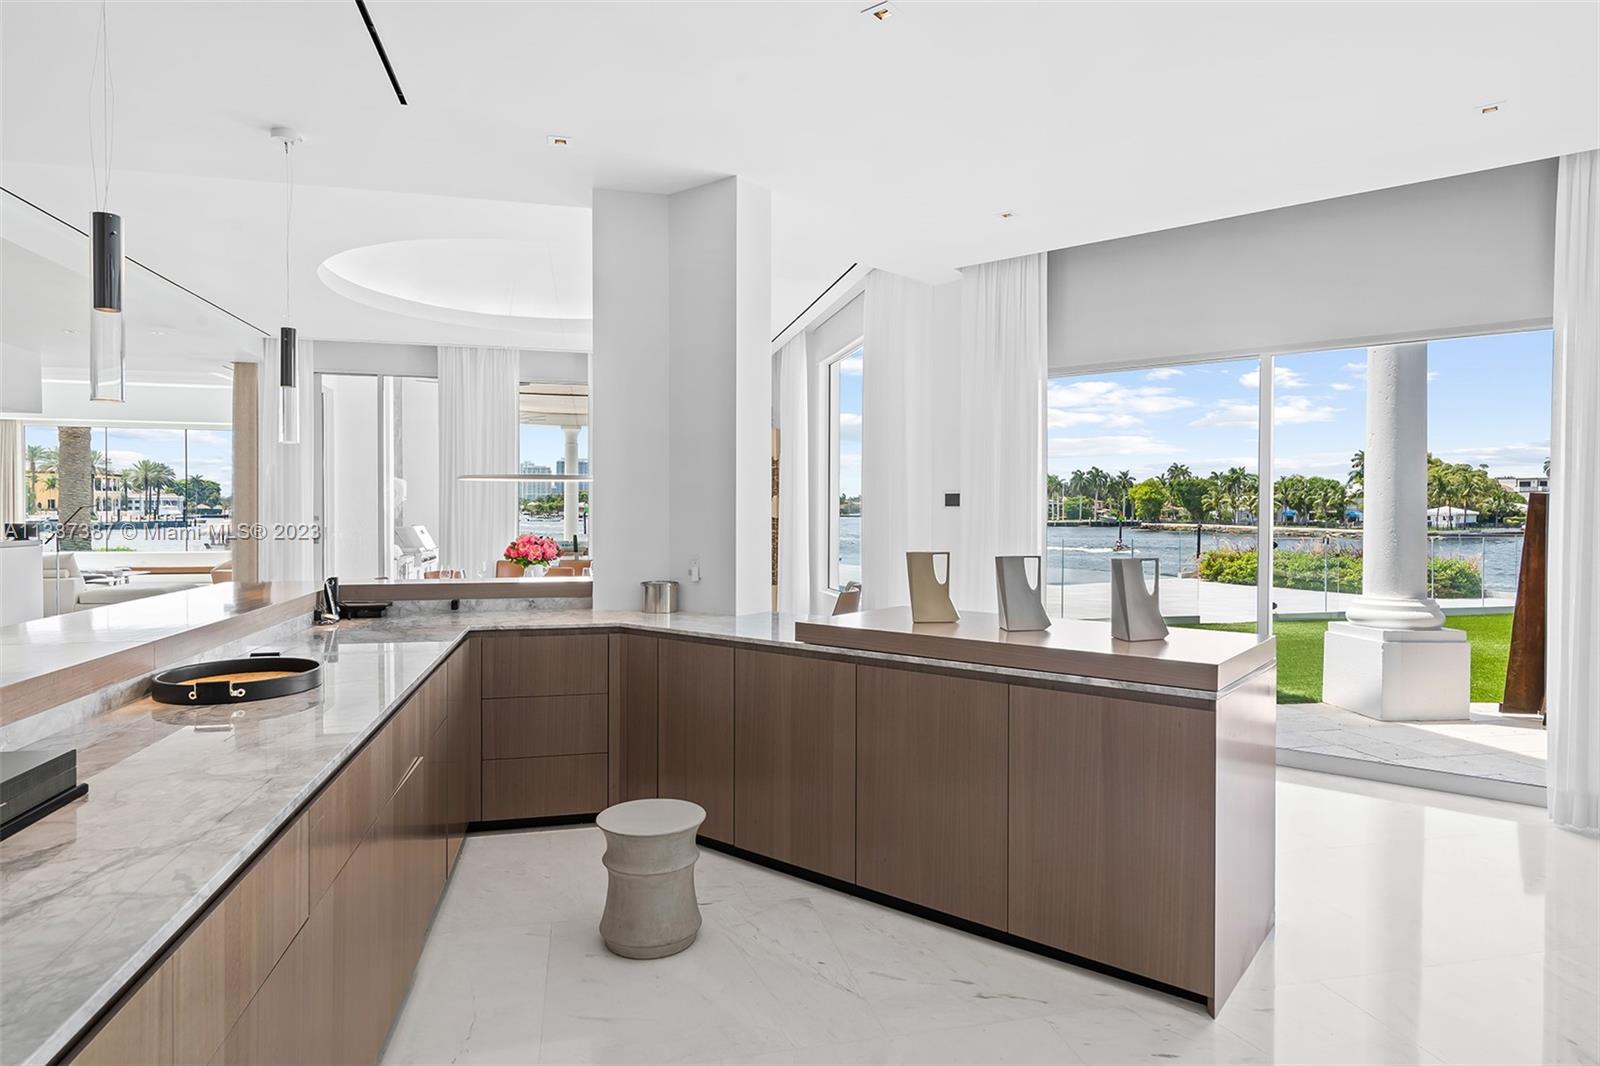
left=861, top=270, right=934, bottom=610
left=1548, top=150, right=1600, bottom=834
left=951, top=254, right=1048, bottom=611
left=0, top=419, right=24, bottom=526
left=438, top=346, right=519, bottom=575
left=258, top=335, right=316, bottom=582
left=777, top=334, right=811, bottom=617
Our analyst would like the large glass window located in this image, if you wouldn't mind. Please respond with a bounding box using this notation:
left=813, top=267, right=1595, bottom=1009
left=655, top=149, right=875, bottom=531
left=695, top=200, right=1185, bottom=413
left=1045, top=359, right=1259, bottom=627
left=24, top=423, right=233, bottom=552
left=517, top=382, right=590, bottom=554
left=828, top=345, right=863, bottom=588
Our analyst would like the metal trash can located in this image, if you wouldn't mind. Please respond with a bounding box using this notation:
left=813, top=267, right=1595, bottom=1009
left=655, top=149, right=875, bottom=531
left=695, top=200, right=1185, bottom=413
left=641, top=580, right=679, bottom=614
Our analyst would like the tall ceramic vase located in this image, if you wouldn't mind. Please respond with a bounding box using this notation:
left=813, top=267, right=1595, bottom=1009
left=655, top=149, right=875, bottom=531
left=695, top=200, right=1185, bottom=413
left=906, top=551, right=960, bottom=623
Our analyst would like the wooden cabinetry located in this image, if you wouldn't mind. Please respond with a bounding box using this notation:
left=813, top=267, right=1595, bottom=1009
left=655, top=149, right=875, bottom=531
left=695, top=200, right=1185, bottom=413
left=72, top=964, right=174, bottom=1066
left=442, top=638, right=482, bottom=871
left=608, top=633, right=658, bottom=803
left=734, top=649, right=856, bottom=881
left=855, top=665, right=1009, bottom=928
left=484, top=694, right=608, bottom=758
left=481, top=632, right=607, bottom=698
left=1007, top=686, right=1214, bottom=993
left=657, top=639, right=736, bottom=842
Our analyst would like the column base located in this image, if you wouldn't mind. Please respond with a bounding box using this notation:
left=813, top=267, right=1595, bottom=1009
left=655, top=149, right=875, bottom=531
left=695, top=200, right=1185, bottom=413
left=1321, top=621, right=1470, bottom=722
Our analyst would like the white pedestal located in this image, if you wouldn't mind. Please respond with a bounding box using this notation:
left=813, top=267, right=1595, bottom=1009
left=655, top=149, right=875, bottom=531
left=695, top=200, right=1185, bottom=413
left=1322, top=621, right=1470, bottom=721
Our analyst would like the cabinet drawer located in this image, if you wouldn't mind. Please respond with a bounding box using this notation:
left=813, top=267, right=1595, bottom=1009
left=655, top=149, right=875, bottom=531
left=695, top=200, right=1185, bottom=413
left=481, top=633, right=608, bottom=698
left=483, top=695, right=608, bottom=758
left=482, top=754, right=608, bottom=820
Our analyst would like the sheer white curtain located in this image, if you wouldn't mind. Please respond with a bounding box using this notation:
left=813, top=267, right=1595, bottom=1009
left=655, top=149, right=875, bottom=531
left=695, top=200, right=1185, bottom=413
left=951, top=254, right=1048, bottom=612
left=1549, top=150, right=1600, bottom=834
left=777, top=334, right=811, bottom=617
left=0, top=420, right=24, bottom=526
left=438, top=346, right=519, bottom=575
left=258, top=335, right=316, bottom=582
left=861, top=270, right=934, bottom=610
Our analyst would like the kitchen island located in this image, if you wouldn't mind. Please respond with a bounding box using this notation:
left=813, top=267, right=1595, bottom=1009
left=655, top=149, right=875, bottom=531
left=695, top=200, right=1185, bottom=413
left=0, top=602, right=1274, bottom=1064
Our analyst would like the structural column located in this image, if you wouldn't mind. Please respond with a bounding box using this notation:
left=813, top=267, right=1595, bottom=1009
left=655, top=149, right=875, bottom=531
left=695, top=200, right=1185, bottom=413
left=1323, top=343, right=1469, bottom=720
left=562, top=424, right=580, bottom=543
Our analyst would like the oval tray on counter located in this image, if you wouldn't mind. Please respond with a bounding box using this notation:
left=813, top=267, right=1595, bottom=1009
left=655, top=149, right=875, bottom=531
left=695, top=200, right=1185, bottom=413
left=151, top=654, right=322, bottom=705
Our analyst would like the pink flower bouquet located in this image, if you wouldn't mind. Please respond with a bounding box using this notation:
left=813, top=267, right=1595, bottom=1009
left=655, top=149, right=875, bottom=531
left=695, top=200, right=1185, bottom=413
left=503, top=533, right=560, bottom=573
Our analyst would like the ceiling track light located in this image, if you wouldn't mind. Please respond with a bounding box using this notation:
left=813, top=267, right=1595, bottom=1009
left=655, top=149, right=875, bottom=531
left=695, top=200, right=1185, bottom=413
left=547, top=135, right=571, bottom=147
left=861, top=2, right=897, bottom=20
left=271, top=126, right=305, bottom=444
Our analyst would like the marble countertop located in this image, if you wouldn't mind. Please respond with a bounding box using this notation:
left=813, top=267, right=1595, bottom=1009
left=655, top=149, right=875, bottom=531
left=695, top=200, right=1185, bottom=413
left=0, top=606, right=1271, bottom=1064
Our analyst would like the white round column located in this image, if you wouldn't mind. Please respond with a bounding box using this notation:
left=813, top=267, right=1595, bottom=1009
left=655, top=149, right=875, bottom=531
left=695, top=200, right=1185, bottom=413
left=1345, top=342, right=1445, bottom=630
left=1323, top=342, right=1468, bottom=721
left=562, top=424, right=581, bottom=543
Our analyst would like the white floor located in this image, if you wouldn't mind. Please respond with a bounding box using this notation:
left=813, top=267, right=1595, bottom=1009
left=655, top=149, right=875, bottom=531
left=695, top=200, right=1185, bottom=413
left=383, top=770, right=1598, bottom=1066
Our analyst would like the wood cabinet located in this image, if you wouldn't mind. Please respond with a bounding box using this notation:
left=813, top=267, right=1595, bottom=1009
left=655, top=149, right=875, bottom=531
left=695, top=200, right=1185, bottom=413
left=442, top=638, right=482, bottom=872
left=481, top=632, right=607, bottom=698
left=1008, top=685, right=1214, bottom=993
left=170, top=816, right=308, bottom=1064
left=856, top=666, right=1009, bottom=928
left=734, top=649, right=856, bottom=881
left=482, top=754, right=608, bottom=820
left=608, top=633, right=658, bottom=803
left=484, top=694, right=608, bottom=758
left=657, top=639, right=736, bottom=842
left=73, top=964, right=174, bottom=1066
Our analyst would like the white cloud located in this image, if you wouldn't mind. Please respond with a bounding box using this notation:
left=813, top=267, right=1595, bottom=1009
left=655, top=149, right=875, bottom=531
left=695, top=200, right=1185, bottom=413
left=1238, top=366, right=1307, bottom=390
left=1047, top=433, right=1178, bottom=460
left=838, top=412, right=862, bottom=428
left=836, top=354, right=863, bottom=375
left=1043, top=379, right=1196, bottom=416
left=1190, top=395, right=1339, bottom=428
left=1430, top=441, right=1550, bottom=473
left=1343, top=361, right=1366, bottom=376
left=1329, top=382, right=1356, bottom=392
left=1427, top=371, right=1440, bottom=382
left=1144, top=367, right=1184, bottom=381
left=1048, top=409, right=1142, bottom=430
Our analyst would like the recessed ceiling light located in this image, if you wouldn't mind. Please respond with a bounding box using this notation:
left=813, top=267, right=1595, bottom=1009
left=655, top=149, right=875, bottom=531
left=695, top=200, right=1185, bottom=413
left=547, top=135, right=571, bottom=147
left=999, top=211, right=1015, bottom=220
left=61, top=328, right=79, bottom=335
left=1480, top=101, right=1504, bottom=115
left=862, top=3, right=897, bottom=21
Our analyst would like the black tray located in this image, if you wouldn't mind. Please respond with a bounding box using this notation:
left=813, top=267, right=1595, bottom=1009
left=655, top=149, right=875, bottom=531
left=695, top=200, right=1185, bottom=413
left=151, top=653, right=322, bottom=705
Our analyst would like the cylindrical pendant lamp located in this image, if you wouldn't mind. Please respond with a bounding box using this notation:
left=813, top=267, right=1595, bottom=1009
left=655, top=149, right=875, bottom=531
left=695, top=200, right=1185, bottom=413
left=89, top=210, right=125, bottom=403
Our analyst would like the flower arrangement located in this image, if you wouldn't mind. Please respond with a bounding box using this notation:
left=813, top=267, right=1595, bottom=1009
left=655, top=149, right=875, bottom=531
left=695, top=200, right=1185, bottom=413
left=503, top=533, right=560, bottom=574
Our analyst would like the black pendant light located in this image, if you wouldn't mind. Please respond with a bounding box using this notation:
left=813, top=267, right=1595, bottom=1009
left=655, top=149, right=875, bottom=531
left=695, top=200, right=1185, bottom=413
left=271, top=127, right=303, bottom=444
left=88, top=2, right=123, bottom=403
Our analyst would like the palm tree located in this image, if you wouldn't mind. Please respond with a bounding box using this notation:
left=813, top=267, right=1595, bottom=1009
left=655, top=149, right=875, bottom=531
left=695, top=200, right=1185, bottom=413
left=1543, top=456, right=1551, bottom=477
left=24, top=445, right=55, bottom=512
left=1162, top=463, right=1192, bottom=486
left=126, top=460, right=176, bottom=518
left=1084, top=466, right=1110, bottom=520
left=1347, top=450, right=1365, bottom=490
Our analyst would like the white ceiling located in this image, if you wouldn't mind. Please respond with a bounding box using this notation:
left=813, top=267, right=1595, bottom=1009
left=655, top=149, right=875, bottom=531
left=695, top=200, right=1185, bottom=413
left=2, top=1, right=1597, bottom=362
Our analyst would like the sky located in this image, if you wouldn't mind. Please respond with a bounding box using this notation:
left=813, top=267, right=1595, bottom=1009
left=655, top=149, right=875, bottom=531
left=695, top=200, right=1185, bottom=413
left=519, top=424, right=589, bottom=472
left=836, top=349, right=863, bottom=497
left=24, top=425, right=234, bottom=495
left=1045, top=330, right=1553, bottom=484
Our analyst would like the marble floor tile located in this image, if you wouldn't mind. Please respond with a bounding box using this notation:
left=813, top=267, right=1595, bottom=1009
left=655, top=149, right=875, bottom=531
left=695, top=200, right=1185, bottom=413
left=383, top=770, right=1599, bottom=1066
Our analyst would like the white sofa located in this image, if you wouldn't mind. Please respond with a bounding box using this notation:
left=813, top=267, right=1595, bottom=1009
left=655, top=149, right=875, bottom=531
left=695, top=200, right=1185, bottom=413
left=41, top=554, right=181, bottom=615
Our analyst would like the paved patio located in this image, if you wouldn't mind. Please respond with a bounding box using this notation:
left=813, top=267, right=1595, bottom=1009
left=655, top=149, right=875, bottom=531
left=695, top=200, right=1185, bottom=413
left=1048, top=576, right=1511, bottom=623
left=1276, top=702, right=1547, bottom=789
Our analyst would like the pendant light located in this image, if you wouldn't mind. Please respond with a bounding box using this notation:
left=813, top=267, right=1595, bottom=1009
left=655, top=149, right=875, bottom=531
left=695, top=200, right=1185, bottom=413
left=88, top=2, right=123, bottom=403
left=271, top=127, right=304, bottom=443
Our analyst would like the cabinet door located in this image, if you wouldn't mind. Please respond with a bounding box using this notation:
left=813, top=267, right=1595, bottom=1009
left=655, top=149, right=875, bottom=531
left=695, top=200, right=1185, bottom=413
left=734, top=649, right=856, bottom=880
left=657, top=639, right=735, bottom=842
left=481, top=632, right=608, bottom=697
left=483, top=695, right=608, bottom=758
left=856, top=666, right=1009, bottom=928
left=446, top=637, right=482, bottom=828
left=171, top=816, right=307, bottom=1065
left=71, top=963, right=173, bottom=1066
left=609, top=633, right=658, bottom=802
left=1008, top=685, right=1214, bottom=994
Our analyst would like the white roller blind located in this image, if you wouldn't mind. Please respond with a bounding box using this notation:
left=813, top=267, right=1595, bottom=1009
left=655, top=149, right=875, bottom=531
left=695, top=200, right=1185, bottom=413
left=1050, top=160, right=1557, bottom=373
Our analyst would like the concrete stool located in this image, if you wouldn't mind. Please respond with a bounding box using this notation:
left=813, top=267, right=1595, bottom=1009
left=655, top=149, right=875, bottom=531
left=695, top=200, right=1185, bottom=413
left=596, top=799, right=706, bottom=959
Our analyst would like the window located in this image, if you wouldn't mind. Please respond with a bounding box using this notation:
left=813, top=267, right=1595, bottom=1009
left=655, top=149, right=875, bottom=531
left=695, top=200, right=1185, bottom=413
left=827, top=345, right=863, bottom=588
left=1046, top=357, right=1260, bottom=627
left=24, top=424, right=233, bottom=552
left=517, top=382, right=590, bottom=554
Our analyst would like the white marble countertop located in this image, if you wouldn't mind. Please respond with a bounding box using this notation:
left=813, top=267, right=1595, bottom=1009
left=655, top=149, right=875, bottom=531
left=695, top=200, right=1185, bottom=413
left=0, top=606, right=1268, bottom=1064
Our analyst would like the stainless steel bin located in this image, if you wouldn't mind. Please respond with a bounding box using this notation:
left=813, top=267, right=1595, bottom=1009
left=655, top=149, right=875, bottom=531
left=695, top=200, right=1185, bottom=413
left=641, top=579, right=679, bottom=613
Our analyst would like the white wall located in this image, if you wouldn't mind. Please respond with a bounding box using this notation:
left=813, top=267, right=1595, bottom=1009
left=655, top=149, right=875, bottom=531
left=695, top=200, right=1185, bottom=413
left=591, top=190, right=672, bottom=610
left=398, top=376, right=439, bottom=549
left=1050, top=159, right=1558, bottom=372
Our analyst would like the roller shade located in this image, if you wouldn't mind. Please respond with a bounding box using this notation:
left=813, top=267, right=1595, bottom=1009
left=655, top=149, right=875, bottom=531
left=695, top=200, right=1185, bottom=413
left=1049, top=160, right=1557, bottom=373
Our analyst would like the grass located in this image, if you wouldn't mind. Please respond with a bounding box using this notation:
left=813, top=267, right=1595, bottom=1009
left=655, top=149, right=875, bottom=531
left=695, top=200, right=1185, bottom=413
left=1182, top=613, right=1513, bottom=705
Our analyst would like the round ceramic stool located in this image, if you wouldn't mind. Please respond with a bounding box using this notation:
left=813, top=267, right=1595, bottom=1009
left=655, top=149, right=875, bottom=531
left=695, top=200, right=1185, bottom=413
left=596, top=799, right=706, bottom=959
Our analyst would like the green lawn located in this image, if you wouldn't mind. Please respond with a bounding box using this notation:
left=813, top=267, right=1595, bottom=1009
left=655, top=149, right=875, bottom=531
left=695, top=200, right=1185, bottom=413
left=1183, top=613, right=1513, bottom=704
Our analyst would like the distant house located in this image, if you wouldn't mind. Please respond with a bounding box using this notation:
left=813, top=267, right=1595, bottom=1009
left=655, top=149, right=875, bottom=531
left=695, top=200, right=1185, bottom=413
left=1496, top=475, right=1549, bottom=496
left=1426, top=506, right=1480, bottom=529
